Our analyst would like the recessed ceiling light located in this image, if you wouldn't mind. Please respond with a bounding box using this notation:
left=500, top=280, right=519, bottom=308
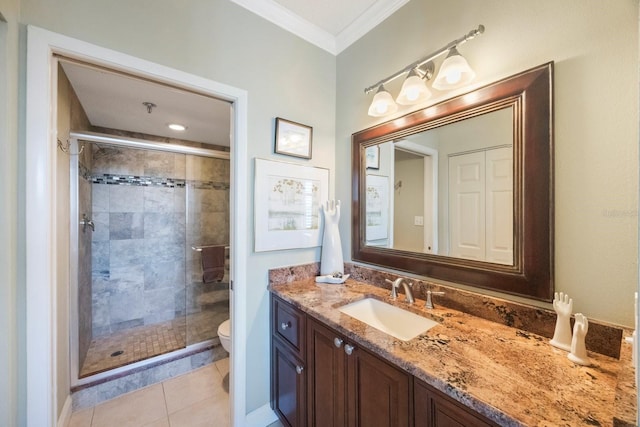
left=168, top=123, right=187, bottom=131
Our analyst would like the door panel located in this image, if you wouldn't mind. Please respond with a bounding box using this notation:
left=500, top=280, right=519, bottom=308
left=449, top=152, right=485, bottom=260
left=485, top=147, right=513, bottom=264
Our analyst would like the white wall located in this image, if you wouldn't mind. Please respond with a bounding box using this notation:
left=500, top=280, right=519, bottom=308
left=0, top=1, right=21, bottom=426
left=337, top=0, right=639, bottom=327
left=8, top=0, right=336, bottom=423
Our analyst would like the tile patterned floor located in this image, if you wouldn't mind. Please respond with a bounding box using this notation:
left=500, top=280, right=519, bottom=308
left=80, top=310, right=226, bottom=378
left=69, top=359, right=284, bottom=427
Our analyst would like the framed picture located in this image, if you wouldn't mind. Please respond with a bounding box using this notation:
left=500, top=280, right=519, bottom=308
left=365, top=145, right=379, bottom=169
left=365, top=174, right=389, bottom=242
left=255, top=158, right=329, bottom=251
left=274, top=117, right=313, bottom=159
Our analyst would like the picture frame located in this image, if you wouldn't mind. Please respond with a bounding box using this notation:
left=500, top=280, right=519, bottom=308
left=365, top=145, right=379, bottom=169
left=254, top=158, right=329, bottom=251
left=365, top=174, right=389, bottom=242
left=274, top=117, right=313, bottom=159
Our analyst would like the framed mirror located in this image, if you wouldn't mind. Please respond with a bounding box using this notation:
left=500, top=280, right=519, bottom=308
left=352, top=62, right=554, bottom=301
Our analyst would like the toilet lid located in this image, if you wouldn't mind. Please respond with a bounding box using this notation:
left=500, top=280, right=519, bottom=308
left=218, top=319, right=231, bottom=337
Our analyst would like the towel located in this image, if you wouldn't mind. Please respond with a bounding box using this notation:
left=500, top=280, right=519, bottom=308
left=201, top=245, right=225, bottom=283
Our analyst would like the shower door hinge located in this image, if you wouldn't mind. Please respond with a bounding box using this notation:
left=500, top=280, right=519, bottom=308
left=230, top=280, right=233, bottom=290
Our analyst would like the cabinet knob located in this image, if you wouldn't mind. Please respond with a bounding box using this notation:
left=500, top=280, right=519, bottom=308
left=281, top=321, right=291, bottom=330
left=296, top=365, right=304, bottom=375
left=334, top=337, right=344, bottom=348
left=344, top=344, right=355, bottom=356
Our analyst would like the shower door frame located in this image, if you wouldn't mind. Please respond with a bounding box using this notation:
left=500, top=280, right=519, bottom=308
left=69, top=131, right=231, bottom=387
left=25, top=26, right=250, bottom=427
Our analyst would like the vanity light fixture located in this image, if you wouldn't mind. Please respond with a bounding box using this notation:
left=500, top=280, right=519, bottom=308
left=168, top=123, right=187, bottom=131
left=367, top=84, right=398, bottom=117
left=365, top=25, right=484, bottom=117
left=432, top=47, right=476, bottom=90
left=396, top=63, right=433, bottom=105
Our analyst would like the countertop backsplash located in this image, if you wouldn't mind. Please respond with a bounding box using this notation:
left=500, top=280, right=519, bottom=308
left=268, top=262, right=624, bottom=359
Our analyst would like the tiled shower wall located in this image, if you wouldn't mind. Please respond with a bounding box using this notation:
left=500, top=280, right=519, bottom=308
left=89, top=143, right=229, bottom=337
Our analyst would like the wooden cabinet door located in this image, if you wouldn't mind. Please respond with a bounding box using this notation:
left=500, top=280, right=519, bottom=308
left=272, top=339, right=306, bottom=427
left=347, top=344, right=412, bottom=427
left=307, top=318, right=347, bottom=427
left=414, top=378, right=497, bottom=427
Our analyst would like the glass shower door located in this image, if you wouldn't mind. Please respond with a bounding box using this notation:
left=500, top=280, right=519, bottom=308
left=185, top=153, right=230, bottom=347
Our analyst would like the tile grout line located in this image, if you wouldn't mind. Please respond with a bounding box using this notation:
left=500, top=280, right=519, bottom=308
left=161, top=380, right=172, bottom=426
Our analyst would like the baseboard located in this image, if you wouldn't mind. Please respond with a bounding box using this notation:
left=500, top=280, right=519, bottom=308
left=57, top=395, right=72, bottom=427
left=244, top=403, right=278, bottom=427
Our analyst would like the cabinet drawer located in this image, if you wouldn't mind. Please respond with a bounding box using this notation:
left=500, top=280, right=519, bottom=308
left=272, top=296, right=305, bottom=355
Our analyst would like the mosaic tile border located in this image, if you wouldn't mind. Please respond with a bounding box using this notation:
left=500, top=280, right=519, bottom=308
left=90, top=173, right=230, bottom=190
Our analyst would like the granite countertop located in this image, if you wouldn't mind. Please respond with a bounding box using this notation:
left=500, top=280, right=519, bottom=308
left=270, top=278, right=636, bottom=427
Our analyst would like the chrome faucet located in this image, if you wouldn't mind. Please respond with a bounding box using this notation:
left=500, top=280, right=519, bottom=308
left=385, top=278, right=415, bottom=304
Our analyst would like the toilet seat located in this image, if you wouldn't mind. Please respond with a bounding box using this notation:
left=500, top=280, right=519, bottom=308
left=218, top=319, right=230, bottom=338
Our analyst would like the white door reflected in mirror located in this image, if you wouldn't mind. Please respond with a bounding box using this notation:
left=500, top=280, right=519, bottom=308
left=364, top=107, right=514, bottom=266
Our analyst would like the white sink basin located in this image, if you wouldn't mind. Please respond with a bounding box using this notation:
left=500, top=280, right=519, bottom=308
left=338, top=297, right=439, bottom=341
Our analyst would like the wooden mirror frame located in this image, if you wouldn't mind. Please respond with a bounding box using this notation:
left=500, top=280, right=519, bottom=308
left=352, top=62, right=554, bottom=301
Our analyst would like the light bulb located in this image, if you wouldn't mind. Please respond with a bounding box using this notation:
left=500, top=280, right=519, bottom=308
left=396, top=72, right=431, bottom=106
left=446, top=70, right=462, bottom=84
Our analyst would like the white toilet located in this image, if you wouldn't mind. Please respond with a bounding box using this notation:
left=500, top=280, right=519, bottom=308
left=218, top=319, right=231, bottom=353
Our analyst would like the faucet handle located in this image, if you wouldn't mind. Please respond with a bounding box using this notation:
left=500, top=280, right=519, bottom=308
left=385, top=279, right=398, bottom=299
left=425, top=289, right=445, bottom=309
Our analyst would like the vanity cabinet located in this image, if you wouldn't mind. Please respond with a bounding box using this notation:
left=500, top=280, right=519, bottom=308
left=306, top=317, right=411, bottom=427
left=414, top=378, right=498, bottom=427
left=271, top=296, right=307, bottom=427
left=271, top=294, right=497, bottom=427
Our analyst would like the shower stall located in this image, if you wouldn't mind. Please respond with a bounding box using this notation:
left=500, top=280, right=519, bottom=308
left=69, top=131, right=231, bottom=382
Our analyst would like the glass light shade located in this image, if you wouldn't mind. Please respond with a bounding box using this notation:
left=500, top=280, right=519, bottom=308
left=432, top=48, right=476, bottom=90
left=367, top=86, right=398, bottom=117
left=396, top=73, right=431, bottom=105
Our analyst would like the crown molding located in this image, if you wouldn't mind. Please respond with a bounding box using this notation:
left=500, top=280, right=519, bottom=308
left=230, top=0, right=337, bottom=54
left=335, top=0, right=409, bottom=53
left=229, top=0, right=409, bottom=55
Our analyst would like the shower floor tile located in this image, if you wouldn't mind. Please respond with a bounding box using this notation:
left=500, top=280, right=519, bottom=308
left=80, top=309, right=227, bottom=378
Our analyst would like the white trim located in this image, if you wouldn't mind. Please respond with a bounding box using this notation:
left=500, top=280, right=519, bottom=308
left=25, top=25, right=249, bottom=426
left=26, top=25, right=56, bottom=427
left=56, top=396, right=72, bottom=427
left=394, top=140, right=439, bottom=254
left=228, top=0, right=409, bottom=55
left=244, top=403, right=278, bottom=427
left=230, top=0, right=336, bottom=54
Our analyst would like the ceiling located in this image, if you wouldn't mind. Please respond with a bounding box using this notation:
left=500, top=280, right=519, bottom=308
left=60, top=1, right=402, bottom=146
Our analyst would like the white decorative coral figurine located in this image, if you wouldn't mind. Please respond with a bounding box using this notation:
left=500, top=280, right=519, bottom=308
left=549, top=292, right=573, bottom=351
left=568, top=313, right=591, bottom=366
left=320, top=200, right=344, bottom=276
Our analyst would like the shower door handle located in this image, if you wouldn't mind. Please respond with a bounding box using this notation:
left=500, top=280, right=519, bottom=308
left=80, top=214, right=95, bottom=233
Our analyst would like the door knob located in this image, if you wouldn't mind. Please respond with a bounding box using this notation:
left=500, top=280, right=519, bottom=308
left=281, top=321, right=291, bottom=330
left=296, top=365, right=304, bottom=374
left=334, top=337, right=343, bottom=348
